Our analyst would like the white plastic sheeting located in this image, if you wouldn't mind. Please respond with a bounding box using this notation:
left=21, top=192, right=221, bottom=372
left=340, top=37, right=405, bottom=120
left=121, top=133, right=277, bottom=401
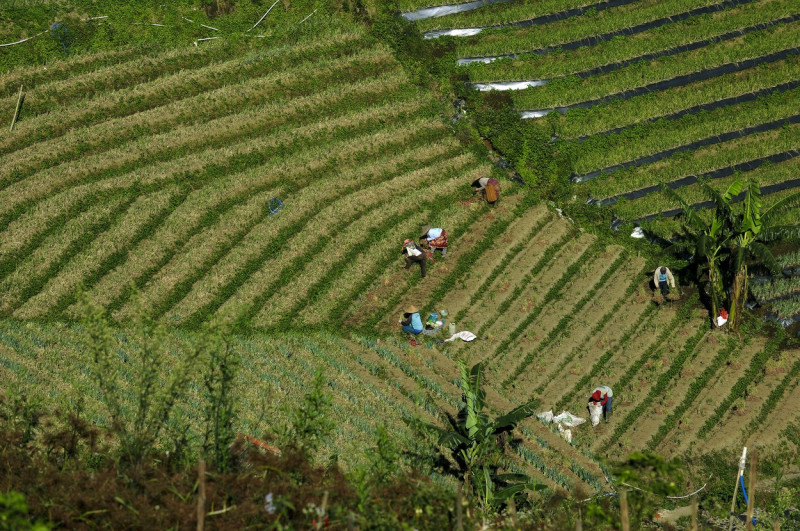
left=457, top=56, right=502, bottom=65
left=520, top=109, right=553, bottom=119
left=444, top=330, right=477, bottom=342
left=471, top=80, right=546, bottom=91
left=402, top=0, right=513, bottom=21
left=537, top=410, right=586, bottom=428
left=424, top=27, right=483, bottom=39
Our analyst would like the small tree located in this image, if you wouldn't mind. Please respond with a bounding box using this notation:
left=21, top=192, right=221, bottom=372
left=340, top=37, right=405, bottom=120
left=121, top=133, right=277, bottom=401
left=200, top=325, right=239, bottom=473
left=416, top=360, right=541, bottom=511
left=285, top=369, right=334, bottom=461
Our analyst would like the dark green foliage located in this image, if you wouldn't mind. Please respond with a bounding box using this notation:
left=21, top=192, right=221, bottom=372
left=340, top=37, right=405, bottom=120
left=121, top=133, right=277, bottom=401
left=284, top=369, right=335, bottom=460
left=0, top=491, right=49, bottom=531
left=200, top=325, right=239, bottom=472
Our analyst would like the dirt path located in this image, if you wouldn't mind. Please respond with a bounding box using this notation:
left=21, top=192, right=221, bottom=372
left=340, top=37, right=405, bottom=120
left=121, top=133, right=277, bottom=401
left=666, top=338, right=765, bottom=456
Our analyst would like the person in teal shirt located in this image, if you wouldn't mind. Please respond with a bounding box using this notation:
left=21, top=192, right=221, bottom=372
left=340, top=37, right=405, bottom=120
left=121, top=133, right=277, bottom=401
left=399, top=304, right=423, bottom=334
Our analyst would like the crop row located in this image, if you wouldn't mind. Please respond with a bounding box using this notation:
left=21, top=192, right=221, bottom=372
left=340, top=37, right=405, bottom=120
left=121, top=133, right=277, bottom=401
left=250, top=164, right=478, bottom=330
left=475, top=230, right=575, bottom=337
left=54, top=117, right=446, bottom=321
left=615, top=153, right=800, bottom=222
left=491, top=238, right=606, bottom=380
left=766, top=295, right=800, bottom=320
left=743, top=350, right=800, bottom=436
left=0, top=94, right=431, bottom=285
left=450, top=210, right=552, bottom=323
left=527, top=267, right=647, bottom=400
left=606, top=322, right=708, bottom=446
left=462, top=0, right=797, bottom=77
left=101, top=118, right=449, bottom=322
left=252, top=161, right=480, bottom=330
left=512, top=29, right=800, bottom=111
left=174, top=131, right=457, bottom=329
left=585, top=121, right=800, bottom=203
left=1, top=48, right=401, bottom=185
left=554, top=56, right=800, bottom=138
left=750, top=276, right=800, bottom=302
left=696, top=332, right=784, bottom=438
left=425, top=0, right=716, bottom=36
left=501, top=249, right=628, bottom=386
left=569, top=91, right=800, bottom=178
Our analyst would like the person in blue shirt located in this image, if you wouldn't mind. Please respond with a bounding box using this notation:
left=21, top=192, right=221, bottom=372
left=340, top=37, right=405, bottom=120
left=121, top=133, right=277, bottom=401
left=399, top=304, right=423, bottom=334
left=653, top=266, right=676, bottom=297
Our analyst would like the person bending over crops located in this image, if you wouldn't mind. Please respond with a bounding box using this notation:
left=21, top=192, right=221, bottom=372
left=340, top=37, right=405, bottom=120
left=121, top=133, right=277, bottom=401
left=420, top=226, right=448, bottom=257
left=472, top=177, right=500, bottom=204
left=402, top=239, right=427, bottom=278
left=588, top=385, right=613, bottom=426
left=399, top=304, right=423, bottom=334
left=654, top=266, right=676, bottom=297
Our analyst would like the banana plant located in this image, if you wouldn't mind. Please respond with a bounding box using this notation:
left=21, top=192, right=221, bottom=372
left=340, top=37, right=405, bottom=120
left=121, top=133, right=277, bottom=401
left=415, top=360, right=542, bottom=511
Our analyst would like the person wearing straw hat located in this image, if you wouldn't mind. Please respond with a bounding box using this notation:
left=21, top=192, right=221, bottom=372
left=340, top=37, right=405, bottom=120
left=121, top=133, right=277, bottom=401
left=472, top=177, right=500, bottom=204
left=420, top=226, right=448, bottom=257
left=399, top=305, right=423, bottom=334
left=402, top=239, right=427, bottom=278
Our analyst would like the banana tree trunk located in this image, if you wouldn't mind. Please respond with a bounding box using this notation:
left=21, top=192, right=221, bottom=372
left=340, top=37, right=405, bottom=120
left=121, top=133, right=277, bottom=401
left=708, top=262, right=723, bottom=327
left=730, top=265, right=747, bottom=330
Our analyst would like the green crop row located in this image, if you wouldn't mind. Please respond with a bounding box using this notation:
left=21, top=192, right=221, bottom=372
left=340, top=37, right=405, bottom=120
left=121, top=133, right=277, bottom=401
left=476, top=230, right=576, bottom=337
left=776, top=249, right=800, bottom=269
left=743, top=352, right=800, bottom=435
left=607, top=322, right=707, bottom=445
left=554, top=55, right=800, bottom=138
left=494, top=238, right=607, bottom=381
left=555, top=297, right=689, bottom=411
left=1, top=44, right=398, bottom=166
left=532, top=268, right=647, bottom=398
left=568, top=88, right=800, bottom=176
left=750, top=275, right=800, bottom=302
left=611, top=136, right=800, bottom=220
left=765, top=295, right=800, bottom=319
left=646, top=335, right=739, bottom=449
left=1, top=99, right=434, bottom=291
left=463, top=0, right=798, bottom=79
left=1, top=61, right=409, bottom=193
left=585, top=121, right=800, bottom=202
left=697, top=331, right=784, bottom=438
left=514, top=443, right=572, bottom=490
left=451, top=211, right=552, bottom=323
left=435, top=0, right=715, bottom=40
left=512, top=23, right=799, bottom=110
left=173, top=126, right=453, bottom=328
left=503, top=250, right=628, bottom=386
left=326, top=190, right=489, bottom=329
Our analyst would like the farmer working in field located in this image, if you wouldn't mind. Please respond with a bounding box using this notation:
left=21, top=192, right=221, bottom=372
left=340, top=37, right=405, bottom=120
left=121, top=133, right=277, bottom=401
left=402, top=239, right=427, bottom=278
left=420, top=226, right=448, bottom=257
left=588, top=385, right=613, bottom=425
left=399, top=305, right=423, bottom=335
left=472, top=177, right=500, bottom=204
left=654, top=266, right=676, bottom=297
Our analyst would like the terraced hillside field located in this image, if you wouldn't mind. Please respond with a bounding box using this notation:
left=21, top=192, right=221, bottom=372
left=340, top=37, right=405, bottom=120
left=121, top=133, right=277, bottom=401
left=404, top=0, right=800, bottom=342
left=0, top=23, right=513, bottom=330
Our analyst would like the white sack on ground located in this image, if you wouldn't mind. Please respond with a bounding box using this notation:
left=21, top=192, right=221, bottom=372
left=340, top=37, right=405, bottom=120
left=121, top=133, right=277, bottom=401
left=444, top=331, right=477, bottom=342
left=538, top=410, right=586, bottom=428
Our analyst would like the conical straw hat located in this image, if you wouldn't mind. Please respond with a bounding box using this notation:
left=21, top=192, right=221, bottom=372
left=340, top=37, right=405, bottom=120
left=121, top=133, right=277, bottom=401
left=404, top=304, right=419, bottom=314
